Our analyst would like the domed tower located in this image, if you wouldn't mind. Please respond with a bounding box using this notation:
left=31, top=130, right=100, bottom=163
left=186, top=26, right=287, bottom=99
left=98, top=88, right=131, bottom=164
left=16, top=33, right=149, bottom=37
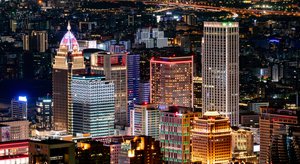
left=52, top=22, right=85, bottom=132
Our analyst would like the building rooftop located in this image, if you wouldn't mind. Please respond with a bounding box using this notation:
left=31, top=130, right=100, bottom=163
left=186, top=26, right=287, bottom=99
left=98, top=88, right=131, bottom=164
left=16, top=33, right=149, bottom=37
left=30, top=139, right=74, bottom=145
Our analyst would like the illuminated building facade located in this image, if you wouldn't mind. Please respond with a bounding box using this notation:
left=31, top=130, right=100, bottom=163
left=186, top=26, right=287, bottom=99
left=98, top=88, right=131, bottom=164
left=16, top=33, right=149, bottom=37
left=150, top=56, right=193, bottom=108
left=119, top=136, right=162, bottom=164
left=76, top=141, right=110, bottom=163
left=11, top=96, right=27, bottom=120
left=202, top=22, right=239, bottom=126
left=91, top=50, right=128, bottom=126
left=127, top=54, right=140, bottom=123
left=192, top=111, right=232, bottom=164
left=29, top=140, right=75, bottom=164
left=231, top=127, right=257, bottom=163
left=0, top=120, right=30, bottom=140
left=23, top=30, right=48, bottom=52
left=193, top=76, right=202, bottom=110
left=52, top=22, right=85, bottom=131
left=71, top=75, right=115, bottom=137
left=160, top=106, right=200, bottom=163
left=130, top=104, right=160, bottom=140
left=0, top=140, right=29, bottom=163
left=259, top=107, right=298, bottom=164
left=36, top=97, right=53, bottom=130
left=139, top=80, right=150, bottom=104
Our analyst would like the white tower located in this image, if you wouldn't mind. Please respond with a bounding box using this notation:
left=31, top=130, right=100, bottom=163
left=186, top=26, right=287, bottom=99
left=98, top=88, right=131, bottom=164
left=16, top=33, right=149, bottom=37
left=202, top=22, right=239, bottom=126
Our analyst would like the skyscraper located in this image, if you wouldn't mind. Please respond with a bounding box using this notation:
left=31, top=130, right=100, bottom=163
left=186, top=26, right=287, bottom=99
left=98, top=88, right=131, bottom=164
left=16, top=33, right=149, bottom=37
left=130, top=104, right=160, bottom=140
left=36, top=97, right=53, bottom=130
left=71, top=75, right=115, bottom=137
left=91, top=50, right=128, bottom=126
left=160, top=106, right=200, bottom=163
left=150, top=56, right=193, bottom=108
left=138, top=80, right=150, bottom=104
left=259, top=107, right=298, bottom=164
left=52, top=22, right=85, bottom=131
left=11, top=96, right=28, bottom=120
left=191, top=111, right=232, bottom=164
left=202, top=22, right=239, bottom=126
left=127, top=54, right=140, bottom=123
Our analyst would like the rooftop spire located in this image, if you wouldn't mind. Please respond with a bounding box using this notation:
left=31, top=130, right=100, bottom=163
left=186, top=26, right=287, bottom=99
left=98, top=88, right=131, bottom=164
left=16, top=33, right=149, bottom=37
left=67, top=21, right=71, bottom=31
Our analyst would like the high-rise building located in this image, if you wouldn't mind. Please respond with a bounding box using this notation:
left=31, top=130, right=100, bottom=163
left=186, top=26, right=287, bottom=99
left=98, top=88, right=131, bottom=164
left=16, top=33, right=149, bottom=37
left=91, top=50, right=128, bottom=126
left=52, top=22, right=85, bottom=131
left=11, top=96, right=28, bottom=120
left=193, top=76, right=202, bottom=110
left=130, top=104, right=160, bottom=140
left=139, top=80, right=150, bottom=104
left=191, top=111, right=232, bottom=164
left=23, top=30, right=48, bottom=52
left=150, top=56, right=193, bottom=108
left=29, top=140, right=75, bottom=164
left=135, top=28, right=168, bottom=48
left=259, top=107, right=298, bottom=164
left=127, top=54, right=140, bottom=123
left=119, top=136, right=162, bottom=164
left=269, top=124, right=300, bottom=164
left=71, top=75, right=115, bottom=137
left=36, top=97, right=53, bottom=131
left=160, top=106, right=200, bottom=163
left=202, top=22, right=239, bottom=126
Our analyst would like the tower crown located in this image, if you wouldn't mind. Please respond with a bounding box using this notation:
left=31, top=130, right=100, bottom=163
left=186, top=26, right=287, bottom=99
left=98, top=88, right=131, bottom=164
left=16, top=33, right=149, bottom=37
left=59, top=21, right=79, bottom=53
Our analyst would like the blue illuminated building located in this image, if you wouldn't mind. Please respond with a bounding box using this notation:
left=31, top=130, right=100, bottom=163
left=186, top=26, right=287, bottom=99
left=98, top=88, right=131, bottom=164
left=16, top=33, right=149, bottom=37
left=127, top=54, right=140, bottom=124
left=11, top=96, right=28, bottom=120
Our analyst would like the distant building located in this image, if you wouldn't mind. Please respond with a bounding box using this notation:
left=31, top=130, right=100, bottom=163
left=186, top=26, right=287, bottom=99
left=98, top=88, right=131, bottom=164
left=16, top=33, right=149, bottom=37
left=0, top=124, right=10, bottom=142
left=259, top=107, right=298, bottom=164
left=202, top=22, right=239, bottom=126
left=36, top=97, right=53, bottom=131
left=119, top=136, right=162, bottom=164
left=160, top=106, right=200, bottom=163
left=0, top=120, right=30, bottom=140
left=130, top=104, right=160, bottom=140
left=71, top=75, right=115, bottom=137
left=135, top=28, right=168, bottom=48
left=127, top=54, right=140, bottom=122
left=193, top=76, right=202, bottom=110
left=138, top=80, right=150, bottom=104
left=0, top=140, right=29, bottom=163
left=23, top=30, right=48, bottom=52
left=29, top=139, right=75, bottom=164
left=150, top=56, right=193, bottom=108
left=11, top=96, right=28, bottom=120
left=91, top=49, right=128, bottom=126
left=248, top=102, right=269, bottom=113
left=52, top=23, right=85, bottom=131
left=192, top=111, right=232, bottom=164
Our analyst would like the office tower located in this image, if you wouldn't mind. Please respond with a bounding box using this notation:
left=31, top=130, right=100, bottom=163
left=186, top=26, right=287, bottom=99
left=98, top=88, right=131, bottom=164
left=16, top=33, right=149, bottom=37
left=150, top=56, right=193, bottom=108
left=127, top=54, right=140, bottom=121
left=11, top=96, right=28, bottom=120
left=160, top=106, right=200, bottom=163
left=91, top=50, right=128, bottom=126
left=135, top=28, right=168, bottom=48
left=23, top=31, right=48, bottom=52
left=259, top=107, right=298, bottom=164
left=202, top=22, right=239, bottom=126
left=36, top=97, right=53, bottom=131
left=192, top=111, right=232, bottom=164
left=0, top=140, right=29, bottom=163
left=119, top=136, right=162, bottom=164
left=71, top=75, right=115, bottom=137
left=193, top=76, right=202, bottom=110
left=52, top=22, right=85, bottom=131
left=130, top=104, right=160, bottom=140
left=29, top=140, right=75, bottom=164
left=0, top=120, right=30, bottom=140
left=139, top=80, right=150, bottom=104
left=231, top=127, right=257, bottom=163
left=269, top=124, right=300, bottom=163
